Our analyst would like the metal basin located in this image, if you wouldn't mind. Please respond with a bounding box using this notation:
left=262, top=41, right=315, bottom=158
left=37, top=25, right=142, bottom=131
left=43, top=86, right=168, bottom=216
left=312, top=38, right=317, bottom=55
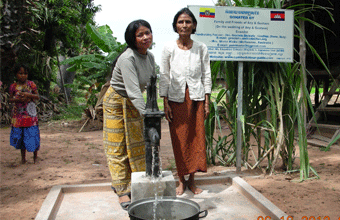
left=128, top=196, right=208, bottom=220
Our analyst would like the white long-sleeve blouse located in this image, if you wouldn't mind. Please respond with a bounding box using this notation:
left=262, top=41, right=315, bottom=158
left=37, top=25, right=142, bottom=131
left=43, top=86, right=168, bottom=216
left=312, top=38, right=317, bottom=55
left=159, top=40, right=212, bottom=103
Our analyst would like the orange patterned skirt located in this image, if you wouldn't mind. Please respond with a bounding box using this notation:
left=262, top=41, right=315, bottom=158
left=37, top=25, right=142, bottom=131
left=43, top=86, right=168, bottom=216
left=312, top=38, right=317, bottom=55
left=168, top=87, right=207, bottom=177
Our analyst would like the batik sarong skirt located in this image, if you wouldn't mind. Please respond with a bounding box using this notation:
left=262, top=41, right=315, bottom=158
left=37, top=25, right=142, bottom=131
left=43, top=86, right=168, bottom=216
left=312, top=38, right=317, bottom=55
left=103, top=86, right=145, bottom=196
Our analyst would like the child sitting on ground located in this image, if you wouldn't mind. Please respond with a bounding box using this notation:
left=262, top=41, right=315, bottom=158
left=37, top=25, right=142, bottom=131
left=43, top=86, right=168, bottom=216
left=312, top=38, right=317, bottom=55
left=9, top=64, right=40, bottom=164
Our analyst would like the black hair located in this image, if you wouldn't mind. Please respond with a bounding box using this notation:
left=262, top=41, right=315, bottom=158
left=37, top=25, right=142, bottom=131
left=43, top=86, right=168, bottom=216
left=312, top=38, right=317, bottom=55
left=125, top=19, right=152, bottom=50
left=172, top=8, right=197, bottom=34
left=14, top=63, right=29, bottom=75
left=107, top=20, right=152, bottom=81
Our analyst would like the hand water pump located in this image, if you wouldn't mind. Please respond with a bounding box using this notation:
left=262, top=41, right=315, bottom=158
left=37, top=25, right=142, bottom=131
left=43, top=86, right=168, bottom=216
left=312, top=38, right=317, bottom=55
left=143, top=75, right=165, bottom=178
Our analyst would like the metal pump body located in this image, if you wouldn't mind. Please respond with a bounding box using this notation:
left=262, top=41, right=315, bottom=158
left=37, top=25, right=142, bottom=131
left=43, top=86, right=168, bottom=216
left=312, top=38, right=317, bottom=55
left=143, top=75, right=165, bottom=178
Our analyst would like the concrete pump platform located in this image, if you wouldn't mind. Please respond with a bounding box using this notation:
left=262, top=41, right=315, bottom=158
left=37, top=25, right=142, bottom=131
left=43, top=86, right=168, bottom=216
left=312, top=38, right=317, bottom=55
left=35, top=175, right=287, bottom=220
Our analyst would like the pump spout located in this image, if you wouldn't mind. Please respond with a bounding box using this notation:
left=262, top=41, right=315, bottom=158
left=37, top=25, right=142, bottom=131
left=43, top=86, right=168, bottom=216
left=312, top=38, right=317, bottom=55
left=145, top=128, right=161, bottom=177
left=148, top=127, right=160, bottom=146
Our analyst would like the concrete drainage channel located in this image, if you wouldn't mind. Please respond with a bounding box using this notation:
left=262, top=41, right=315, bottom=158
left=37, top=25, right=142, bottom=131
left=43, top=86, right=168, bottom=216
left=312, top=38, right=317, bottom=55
left=35, top=175, right=288, bottom=220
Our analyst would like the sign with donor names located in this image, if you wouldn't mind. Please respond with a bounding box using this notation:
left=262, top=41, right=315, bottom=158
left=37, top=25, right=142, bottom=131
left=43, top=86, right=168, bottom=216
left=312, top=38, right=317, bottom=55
left=188, top=6, right=294, bottom=62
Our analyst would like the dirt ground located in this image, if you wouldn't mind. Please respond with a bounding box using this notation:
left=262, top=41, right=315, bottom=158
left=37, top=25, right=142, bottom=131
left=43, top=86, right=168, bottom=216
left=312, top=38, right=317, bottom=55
left=0, top=118, right=339, bottom=220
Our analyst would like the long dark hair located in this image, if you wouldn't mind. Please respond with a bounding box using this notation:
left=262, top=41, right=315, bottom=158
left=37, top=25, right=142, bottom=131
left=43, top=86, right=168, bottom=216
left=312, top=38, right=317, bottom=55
left=172, top=7, right=197, bottom=34
left=109, top=19, right=152, bottom=77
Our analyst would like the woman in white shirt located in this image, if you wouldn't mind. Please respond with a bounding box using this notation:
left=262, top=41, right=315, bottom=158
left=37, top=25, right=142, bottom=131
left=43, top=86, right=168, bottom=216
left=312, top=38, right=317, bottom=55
left=159, top=8, right=212, bottom=195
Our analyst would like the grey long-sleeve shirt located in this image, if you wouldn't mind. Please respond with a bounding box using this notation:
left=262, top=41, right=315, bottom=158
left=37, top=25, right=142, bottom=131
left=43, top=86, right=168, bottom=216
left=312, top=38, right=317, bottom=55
left=110, top=48, right=155, bottom=115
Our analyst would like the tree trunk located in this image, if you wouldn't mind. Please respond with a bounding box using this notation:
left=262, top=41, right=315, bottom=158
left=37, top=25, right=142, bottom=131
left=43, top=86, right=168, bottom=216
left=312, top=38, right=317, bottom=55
left=57, top=55, right=75, bottom=102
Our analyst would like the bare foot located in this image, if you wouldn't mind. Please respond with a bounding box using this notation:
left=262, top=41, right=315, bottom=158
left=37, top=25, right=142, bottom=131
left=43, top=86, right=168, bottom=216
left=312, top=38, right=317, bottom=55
left=118, top=195, right=130, bottom=204
left=187, top=173, right=202, bottom=194
left=118, top=195, right=131, bottom=210
left=176, top=182, right=186, bottom=195
left=188, top=178, right=203, bottom=194
left=187, top=181, right=202, bottom=194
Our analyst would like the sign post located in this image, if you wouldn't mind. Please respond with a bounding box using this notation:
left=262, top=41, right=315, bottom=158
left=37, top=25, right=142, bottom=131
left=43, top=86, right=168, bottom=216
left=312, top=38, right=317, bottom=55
left=236, top=61, right=243, bottom=173
left=189, top=5, right=294, bottom=172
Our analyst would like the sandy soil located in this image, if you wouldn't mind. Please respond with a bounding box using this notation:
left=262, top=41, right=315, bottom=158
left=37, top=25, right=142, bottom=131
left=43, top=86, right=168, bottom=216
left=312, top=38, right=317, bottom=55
left=0, top=118, right=339, bottom=220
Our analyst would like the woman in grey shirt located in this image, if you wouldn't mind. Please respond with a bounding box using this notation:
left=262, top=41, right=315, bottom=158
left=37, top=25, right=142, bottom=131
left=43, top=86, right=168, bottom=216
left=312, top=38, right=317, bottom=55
left=103, top=19, right=155, bottom=210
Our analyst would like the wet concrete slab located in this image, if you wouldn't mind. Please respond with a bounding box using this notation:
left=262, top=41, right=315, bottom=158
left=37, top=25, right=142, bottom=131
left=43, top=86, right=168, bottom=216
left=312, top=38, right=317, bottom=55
left=35, top=175, right=287, bottom=220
